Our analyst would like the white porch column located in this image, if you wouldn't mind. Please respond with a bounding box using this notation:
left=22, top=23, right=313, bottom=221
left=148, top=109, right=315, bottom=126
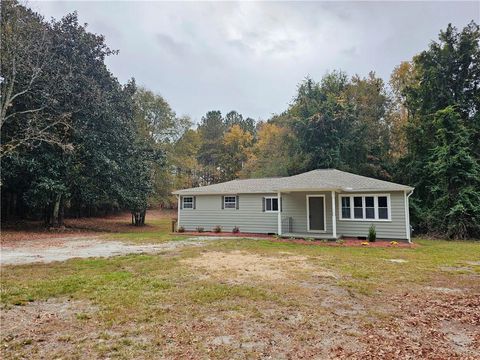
left=277, top=192, right=282, bottom=235
left=176, top=195, right=181, bottom=231
left=331, top=191, right=337, bottom=239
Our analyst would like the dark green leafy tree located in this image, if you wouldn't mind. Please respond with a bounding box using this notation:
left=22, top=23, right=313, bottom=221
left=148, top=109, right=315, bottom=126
left=426, top=107, right=480, bottom=238
left=397, top=22, right=480, bottom=238
left=197, top=110, right=226, bottom=184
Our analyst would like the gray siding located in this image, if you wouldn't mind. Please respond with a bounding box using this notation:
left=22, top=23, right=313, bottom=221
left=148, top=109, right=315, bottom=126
left=178, top=193, right=278, bottom=233
left=281, top=192, right=332, bottom=234
left=178, top=190, right=408, bottom=239
left=336, top=191, right=407, bottom=239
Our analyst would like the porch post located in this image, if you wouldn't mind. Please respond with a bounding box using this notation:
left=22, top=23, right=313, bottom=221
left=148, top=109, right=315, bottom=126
left=176, top=195, right=181, bottom=231
left=277, top=192, right=282, bottom=235
left=331, top=191, right=337, bottom=239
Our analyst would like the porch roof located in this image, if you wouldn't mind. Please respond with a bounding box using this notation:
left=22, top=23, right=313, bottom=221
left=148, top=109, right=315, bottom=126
left=173, top=169, right=414, bottom=195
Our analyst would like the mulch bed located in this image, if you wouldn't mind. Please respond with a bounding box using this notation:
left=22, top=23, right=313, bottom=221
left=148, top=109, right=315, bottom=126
left=173, top=232, right=415, bottom=248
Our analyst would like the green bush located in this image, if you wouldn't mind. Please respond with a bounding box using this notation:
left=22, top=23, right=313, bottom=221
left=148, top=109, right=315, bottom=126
left=178, top=226, right=185, bottom=233
left=368, top=224, right=376, bottom=242
left=213, top=225, right=222, bottom=233
left=196, top=226, right=204, bottom=233
left=232, top=226, right=240, bottom=233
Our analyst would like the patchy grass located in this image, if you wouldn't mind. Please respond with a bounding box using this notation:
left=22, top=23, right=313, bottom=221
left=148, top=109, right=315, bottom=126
left=1, top=236, right=479, bottom=359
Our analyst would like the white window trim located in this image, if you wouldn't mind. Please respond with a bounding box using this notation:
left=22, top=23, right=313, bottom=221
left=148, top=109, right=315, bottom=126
left=264, top=196, right=279, bottom=212
left=223, top=196, right=237, bottom=209
left=338, top=193, right=391, bottom=222
left=306, top=194, right=327, bottom=233
left=182, top=196, right=194, bottom=209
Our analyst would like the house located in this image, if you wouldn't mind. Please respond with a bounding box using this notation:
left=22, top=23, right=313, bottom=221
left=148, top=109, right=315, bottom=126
left=172, top=169, right=414, bottom=242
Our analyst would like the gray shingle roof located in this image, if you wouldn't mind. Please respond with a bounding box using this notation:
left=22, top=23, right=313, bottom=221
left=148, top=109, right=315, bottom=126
left=172, top=169, right=414, bottom=195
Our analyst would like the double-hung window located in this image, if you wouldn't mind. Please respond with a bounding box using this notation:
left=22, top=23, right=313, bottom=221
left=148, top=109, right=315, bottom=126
left=182, top=196, right=194, bottom=209
left=265, top=197, right=279, bottom=212
left=224, top=196, right=237, bottom=209
left=340, top=194, right=390, bottom=221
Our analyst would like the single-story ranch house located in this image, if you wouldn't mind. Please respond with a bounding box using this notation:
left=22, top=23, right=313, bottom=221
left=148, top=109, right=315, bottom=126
left=173, top=169, right=414, bottom=242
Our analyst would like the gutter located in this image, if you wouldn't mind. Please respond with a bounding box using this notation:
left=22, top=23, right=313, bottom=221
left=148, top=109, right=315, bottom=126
left=406, top=189, right=414, bottom=243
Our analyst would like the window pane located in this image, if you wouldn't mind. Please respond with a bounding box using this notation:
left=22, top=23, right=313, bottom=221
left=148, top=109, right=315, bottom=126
left=341, top=197, right=351, bottom=218
left=378, top=196, right=388, bottom=208
left=354, top=197, right=363, bottom=218
left=365, top=208, right=375, bottom=219
left=271, top=198, right=278, bottom=211
left=224, top=196, right=236, bottom=208
left=183, top=197, right=193, bottom=209
left=378, top=208, right=388, bottom=219
left=354, top=207, right=363, bottom=219
left=365, top=197, right=374, bottom=207
left=266, top=198, right=272, bottom=211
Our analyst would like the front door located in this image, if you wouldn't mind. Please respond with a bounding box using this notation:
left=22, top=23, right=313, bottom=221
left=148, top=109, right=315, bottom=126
left=308, top=196, right=325, bottom=231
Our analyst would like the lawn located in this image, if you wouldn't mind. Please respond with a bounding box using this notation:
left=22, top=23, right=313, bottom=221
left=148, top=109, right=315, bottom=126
left=1, top=214, right=479, bottom=359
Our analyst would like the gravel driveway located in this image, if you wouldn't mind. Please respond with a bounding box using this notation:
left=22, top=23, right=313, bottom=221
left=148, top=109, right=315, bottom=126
left=0, top=236, right=249, bottom=266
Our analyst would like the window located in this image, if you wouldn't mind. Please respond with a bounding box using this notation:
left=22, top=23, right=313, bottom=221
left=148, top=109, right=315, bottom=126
left=182, top=196, right=193, bottom=209
left=341, top=197, right=351, bottom=218
left=265, top=197, right=279, bottom=212
left=378, top=196, right=389, bottom=219
left=224, top=196, right=237, bottom=209
left=354, top=196, right=363, bottom=219
left=339, top=194, right=390, bottom=221
left=365, top=196, right=375, bottom=219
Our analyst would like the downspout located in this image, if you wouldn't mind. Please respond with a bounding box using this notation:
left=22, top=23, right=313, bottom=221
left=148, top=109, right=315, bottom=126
left=176, top=194, right=181, bottom=232
left=406, top=190, right=414, bottom=243
left=277, top=192, right=282, bottom=236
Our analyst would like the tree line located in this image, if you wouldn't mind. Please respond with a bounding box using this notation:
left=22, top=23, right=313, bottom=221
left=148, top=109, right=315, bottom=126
left=1, top=1, right=479, bottom=238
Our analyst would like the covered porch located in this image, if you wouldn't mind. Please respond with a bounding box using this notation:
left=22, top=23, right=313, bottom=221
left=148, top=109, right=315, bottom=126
left=277, top=190, right=338, bottom=239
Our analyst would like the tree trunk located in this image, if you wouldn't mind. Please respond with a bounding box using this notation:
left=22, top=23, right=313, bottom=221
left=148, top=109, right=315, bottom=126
left=131, top=209, right=147, bottom=226
left=46, top=194, right=64, bottom=228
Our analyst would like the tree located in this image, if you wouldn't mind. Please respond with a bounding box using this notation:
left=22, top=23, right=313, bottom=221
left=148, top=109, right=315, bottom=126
left=197, top=110, right=226, bottom=184
left=224, top=110, right=256, bottom=136
left=220, top=124, right=253, bottom=180
left=389, top=61, right=416, bottom=159
left=172, top=129, right=202, bottom=191
left=0, top=0, right=71, bottom=158
left=133, top=87, right=189, bottom=208
left=242, top=122, right=292, bottom=178
left=1, top=5, right=157, bottom=228
left=426, top=107, right=480, bottom=238
left=397, top=22, right=480, bottom=238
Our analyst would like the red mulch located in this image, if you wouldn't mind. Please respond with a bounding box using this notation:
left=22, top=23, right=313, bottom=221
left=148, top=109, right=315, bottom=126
left=174, top=232, right=273, bottom=239
left=173, top=232, right=415, bottom=248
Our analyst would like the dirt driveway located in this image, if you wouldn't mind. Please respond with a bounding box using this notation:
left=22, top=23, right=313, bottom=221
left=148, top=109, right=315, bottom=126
left=0, top=236, right=247, bottom=266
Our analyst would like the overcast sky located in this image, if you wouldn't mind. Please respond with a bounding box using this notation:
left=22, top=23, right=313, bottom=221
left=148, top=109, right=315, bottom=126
left=30, top=1, right=479, bottom=123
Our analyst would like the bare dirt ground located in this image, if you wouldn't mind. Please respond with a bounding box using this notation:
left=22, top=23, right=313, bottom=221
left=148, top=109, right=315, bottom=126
left=183, top=250, right=337, bottom=282
left=0, top=236, right=249, bottom=265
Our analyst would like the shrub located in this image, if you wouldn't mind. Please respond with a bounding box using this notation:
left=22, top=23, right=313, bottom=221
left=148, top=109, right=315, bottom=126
left=368, top=224, right=376, bottom=242
left=196, top=226, right=204, bottom=233
left=213, top=225, right=222, bottom=233
left=232, top=226, right=240, bottom=233
left=178, top=226, right=185, bottom=233
left=336, top=239, right=345, bottom=244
